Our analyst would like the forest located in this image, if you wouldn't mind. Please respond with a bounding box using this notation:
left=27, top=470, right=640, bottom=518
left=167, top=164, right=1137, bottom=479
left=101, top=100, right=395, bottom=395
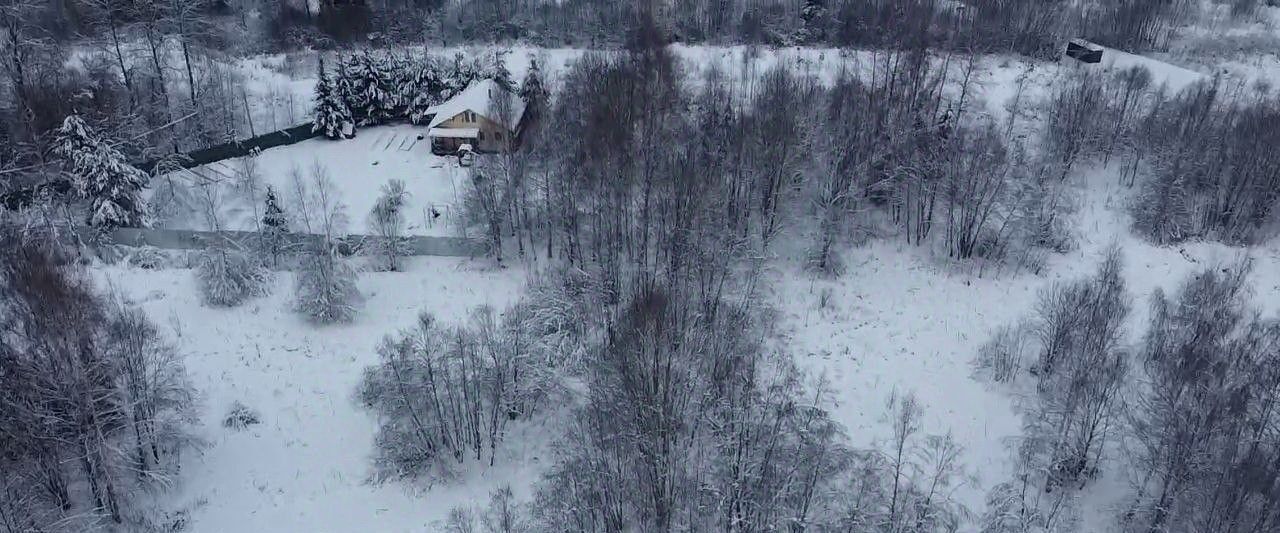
left=3, top=0, right=1280, bottom=532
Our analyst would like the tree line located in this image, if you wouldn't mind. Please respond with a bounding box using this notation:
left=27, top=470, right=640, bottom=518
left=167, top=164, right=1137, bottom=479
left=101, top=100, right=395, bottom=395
left=1, top=0, right=1242, bottom=177
left=977, top=248, right=1280, bottom=533
left=0, top=222, right=196, bottom=530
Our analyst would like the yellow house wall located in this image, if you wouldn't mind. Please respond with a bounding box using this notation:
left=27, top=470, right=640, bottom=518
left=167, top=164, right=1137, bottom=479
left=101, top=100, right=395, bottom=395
left=434, top=111, right=515, bottom=152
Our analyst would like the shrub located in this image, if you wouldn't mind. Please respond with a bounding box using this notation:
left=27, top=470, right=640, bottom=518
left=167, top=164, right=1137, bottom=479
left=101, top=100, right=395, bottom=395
left=292, top=246, right=361, bottom=323
left=195, top=247, right=271, bottom=307
left=222, top=401, right=261, bottom=430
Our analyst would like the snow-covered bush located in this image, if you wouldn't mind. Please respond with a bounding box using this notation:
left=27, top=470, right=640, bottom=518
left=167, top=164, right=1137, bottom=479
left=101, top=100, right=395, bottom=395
left=437, top=485, right=524, bottom=533
left=121, top=245, right=169, bottom=269
left=292, top=244, right=361, bottom=323
left=222, top=401, right=261, bottom=430
left=195, top=247, right=271, bottom=307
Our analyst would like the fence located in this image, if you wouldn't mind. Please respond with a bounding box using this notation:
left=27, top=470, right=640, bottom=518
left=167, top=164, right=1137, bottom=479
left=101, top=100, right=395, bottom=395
left=87, top=227, right=486, bottom=258
left=136, top=122, right=323, bottom=174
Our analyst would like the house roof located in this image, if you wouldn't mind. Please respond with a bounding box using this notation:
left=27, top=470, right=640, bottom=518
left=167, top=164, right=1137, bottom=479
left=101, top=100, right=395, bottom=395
left=425, top=79, right=526, bottom=131
left=428, top=127, right=480, bottom=139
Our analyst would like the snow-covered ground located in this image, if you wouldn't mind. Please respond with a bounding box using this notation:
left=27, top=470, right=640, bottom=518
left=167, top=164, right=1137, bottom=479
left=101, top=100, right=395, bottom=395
left=117, top=158, right=1280, bottom=532
left=772, top=163, right=1280, bottom=518
left=154, top=125, right=474, bottom=237
left=96, top=257, right=540, bottom=531
left=96, top=43, right=1280, bottom=532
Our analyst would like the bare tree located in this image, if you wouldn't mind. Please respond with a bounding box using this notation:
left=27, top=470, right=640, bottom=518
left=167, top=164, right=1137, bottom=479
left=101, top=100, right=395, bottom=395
left=292, top=163, right=360, bottom=323
left=368, top=179, right=410, bottom=272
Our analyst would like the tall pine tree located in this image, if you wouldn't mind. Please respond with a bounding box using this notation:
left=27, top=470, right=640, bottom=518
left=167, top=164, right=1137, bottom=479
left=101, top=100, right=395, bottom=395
left=313, top=58, right=355, bottom=140
left=262, top=184, right=288, bottom=231
left=492, top=49, right=515, bottom=92
left=798, top=0, right=828, bottom=44
left=342, top=52, right=397, bottom=126
left=519, top=57, right=550, bottom=126
left=54, top=114, right=150, bottom=228
left=406, top=59, right=447, bottom=124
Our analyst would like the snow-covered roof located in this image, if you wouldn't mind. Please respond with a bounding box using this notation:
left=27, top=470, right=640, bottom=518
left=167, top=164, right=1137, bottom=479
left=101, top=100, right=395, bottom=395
left=425, top=79, right=526, bottom=131
left=428, top=127, right=480, bottom=139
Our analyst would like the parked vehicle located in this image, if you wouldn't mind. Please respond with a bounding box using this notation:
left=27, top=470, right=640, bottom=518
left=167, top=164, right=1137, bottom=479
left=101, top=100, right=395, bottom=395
left=457, top=144, right=475, bottom=167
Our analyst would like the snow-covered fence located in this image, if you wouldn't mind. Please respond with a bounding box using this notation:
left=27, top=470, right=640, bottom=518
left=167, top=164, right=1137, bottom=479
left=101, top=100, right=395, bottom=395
left=83, top=227, right=485, bottom=257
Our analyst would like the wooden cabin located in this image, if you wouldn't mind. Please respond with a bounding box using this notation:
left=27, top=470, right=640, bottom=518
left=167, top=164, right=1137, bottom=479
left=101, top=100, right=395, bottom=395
left=426, top=79, right=526, bottom=155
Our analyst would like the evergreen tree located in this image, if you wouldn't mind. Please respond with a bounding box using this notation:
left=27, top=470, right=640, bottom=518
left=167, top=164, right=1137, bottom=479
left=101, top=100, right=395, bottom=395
left=263, top=185, right=289, bottom=231
left=798, top=0, right=828, bottom=44
left=53, top=114, right=150, bottom=228
left=445, top=53, right=482, bottom=99
left=369, top=52, right=401, bottom=123
left=519, top=57, right=550, bottom=125
left=313, top=58, right=355, bottom=140
left=343, top=52, right=397, bottom=126
left=261, top=185, right=290, bottom=267
left=406, top=58, right=447, bottom=124
left=492, top=49, right=515, bottom=92
left=335, top=54, right=360, bottom=116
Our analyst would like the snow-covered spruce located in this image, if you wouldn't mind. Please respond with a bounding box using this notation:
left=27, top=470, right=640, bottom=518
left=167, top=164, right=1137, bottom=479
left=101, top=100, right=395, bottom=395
left=195, top=246, right=271, bottom=307
left=53, top=114, right=150, bottom=228
left=260, top=184, right=292, bottom=266
left=339, top=52, right=398, bottom=127
left=313, top=58, right=355, bottom=140
left=405, top=58, right=448, bottom=124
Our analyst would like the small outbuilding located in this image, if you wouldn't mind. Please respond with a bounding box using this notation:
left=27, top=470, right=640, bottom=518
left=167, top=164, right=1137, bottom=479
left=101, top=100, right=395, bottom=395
left=425, top=79, right=526, bottom=155
left=1065, top=39, right=1103, bottom=64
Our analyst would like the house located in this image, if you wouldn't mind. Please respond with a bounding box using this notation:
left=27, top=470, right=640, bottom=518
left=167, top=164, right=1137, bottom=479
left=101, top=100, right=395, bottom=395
left=426, top=79, right=526, bottom=155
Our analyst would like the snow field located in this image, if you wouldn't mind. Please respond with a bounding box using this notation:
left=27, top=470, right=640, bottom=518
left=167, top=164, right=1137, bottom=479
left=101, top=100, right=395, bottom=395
left=98, top=257, right=542, bottom=532
left=774, top=163, right=1280, bottom=520
left=157, top=125, right=473, bottom=238
left=103, top=43, right=1280, bottom=532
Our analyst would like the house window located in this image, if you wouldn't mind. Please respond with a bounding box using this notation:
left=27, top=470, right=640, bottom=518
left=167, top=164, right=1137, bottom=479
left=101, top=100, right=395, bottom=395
left=495, top=131, right=503, bottom=140
left=478, top=131, right=486, bottom=141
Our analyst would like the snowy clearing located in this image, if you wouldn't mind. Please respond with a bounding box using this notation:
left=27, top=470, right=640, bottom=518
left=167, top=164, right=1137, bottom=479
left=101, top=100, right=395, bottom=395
left=774, top=163, right=1280, bottom=517
left=153, top=125, right=476, bottom=238
left=96, top=257, right=539, bottom=531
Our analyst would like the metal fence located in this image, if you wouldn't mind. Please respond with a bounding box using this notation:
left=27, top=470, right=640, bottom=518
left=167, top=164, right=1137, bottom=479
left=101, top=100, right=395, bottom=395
left=136, top=122, right=324, bottom=174
left=90, top=227, right=485, bottom=257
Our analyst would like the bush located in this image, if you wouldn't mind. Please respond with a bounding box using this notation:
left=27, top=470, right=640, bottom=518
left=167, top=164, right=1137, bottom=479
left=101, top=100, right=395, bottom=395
left=292, top=246, right=361, bottom=323
left=976, top=320, right=1035, bottom=383
left=359, top=308, right=554, bottom=482
left=196, top=247, right=271, bottom=307
left=222, top=401, right=261, bottom=430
